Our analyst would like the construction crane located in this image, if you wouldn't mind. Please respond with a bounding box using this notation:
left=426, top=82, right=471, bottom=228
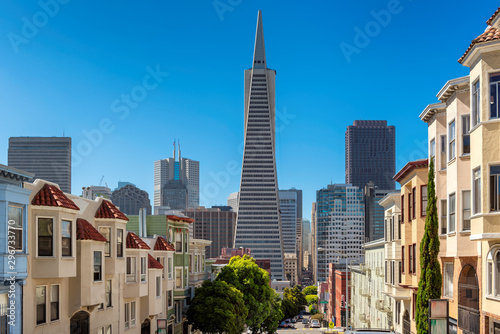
left=99, top=176, right=104, bottom=187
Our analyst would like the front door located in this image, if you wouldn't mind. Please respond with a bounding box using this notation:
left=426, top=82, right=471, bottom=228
left=403, top=311, right=411, bottom=334
left=141, top=319, right=150, bottom=334
left=70, top=311, right=89, bottom=334
left=458, top=265, right=480, bottom=334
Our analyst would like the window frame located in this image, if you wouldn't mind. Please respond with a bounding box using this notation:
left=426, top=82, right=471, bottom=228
left=126, top=256, right=137, bottom=283
left=462, top=114, right=471, bottom=155
left=116, top=229, right=124, bottom=258
left=124, top=302, right=130, bottom=329
left=408, top=191, right=412, bottom=222
left=37, top=217, right=54, bottom=257
left=99, top=227, right=112, bottom=257
left=443, top=263, right=454, bottom=298
left=156, top=276, right=161, bottom=298
left=175, top=268, right=182, bottom=289
left=401, top=195, right=405, bottom=224
left=7, top=204, right=24, bottom=251
left=131, top=301, right=136, bottom=327
left=462, top=190, right=471, bottom=231
left=490, top=72, right=500, bottom=119
left=402, top=246, right=405, bottom=274
left=486, top=247, right=500, bottom=298
left=50, top=284, right=60, bottom=322
left=61, top=220, right=72, bottom=257
left=106, top=279, right=112, bottom=308
left=421, top=185, right=428, bottom=217
left=36, top=285, right=47, bottom=325
left=449, top=119, right=456, bottom=161
left=440, top=199, right=447, bottom=235
left=472, top=79, right=480, bottom=127
left=408, top=245, right=413, bottom=275
left=94, top=251, right=103, bottom=282
left=430, top=138, right=436, bottom=165
left=490, top=165, right=500, bottom=212
left=168, top=257, right=173, bottom=279
left=473, top=168, right=481, bottom=215
left=412, top=187, right=416, bottom=219
left=449, top=193, right=456, bottom=234
left=412, top=244, right=416, bottom=276
left=140, top=256, right=147, bottom=283
left=440, top=134, right=447, bottom=170
left=175, top=232, right=183, bottom=253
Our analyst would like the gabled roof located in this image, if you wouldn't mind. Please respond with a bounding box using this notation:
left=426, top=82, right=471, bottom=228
left=487, top=6, right=500, bottom=25
left=126, top=232, right=150, bottom=250
left=167, top=215, right=194, bottom=223
left=459, top=27, right=500, bottom=64
left=154, top=236, right=175, bottom=251
left=393, top=159, right=428, bottom=183
left=95, top=200, right=129, bottom=221
left=32, top=184, right=80, bottom=211
left=148, top=254, right=163, bottom=269
left=76, top=218, right=107, bottom=242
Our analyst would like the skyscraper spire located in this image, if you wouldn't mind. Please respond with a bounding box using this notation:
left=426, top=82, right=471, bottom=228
left=252, top=10, right=266, bottom=69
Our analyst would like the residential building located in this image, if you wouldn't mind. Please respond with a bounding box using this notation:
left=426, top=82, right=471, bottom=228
left=154, top=143, right=199, bottom=211
left=379, top=191, right=405, bottom=334
left=234, top=11, right=284, bottom=280
left=183, top=206, right=237, bottom=259
left=458, top=7, right=500, bottom=332
left=364, top=181, right=392, bottom=242
left=82, top=186, right=112, bottom=200
left=111, top=184, right=152, bottom=215
left=227, top=192, right=239, bottom=214
left=0, top=164, right=33, bottom=334
left=188, top=238, right=212, bottom=300
left=315, top=184, right=364, bottom=282
left=326, top=263, right=350, bottom=329
left=350, top=239, right=388, bottom=330
left=345, top=121, right=396, bottom=190
left=284, top=253, right=298, bottom=286
left=393, top=159, right=428, bottom=334
left=8, top=136, right=71, bottom=193
left=420, top=76, right=475, bottom=334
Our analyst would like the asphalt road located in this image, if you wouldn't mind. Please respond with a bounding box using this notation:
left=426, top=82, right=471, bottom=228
left=276, top=315, right=335, bottom=334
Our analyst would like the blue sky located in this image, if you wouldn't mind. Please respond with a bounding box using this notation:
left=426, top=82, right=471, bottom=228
left=0, top=0, right=496, bottom=220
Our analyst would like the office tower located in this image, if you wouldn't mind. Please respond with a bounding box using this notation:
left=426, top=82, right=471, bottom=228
left=110, top=184, right=152, bottom=215
left=345, top=120, right=396, bottom=190
left=311, top=202, right=317, bottom=283
left=279, top=189, right=302, bottom=254
left=302, top=219, right=311, bottom=253
left=115, top=181, right=135, bottom=191
left=8, top=137, right=71, bottom=193
left=234, top=11, right=284, bottom=280
left=364, top=181, right=393, bottom=242
left=183, top=206, right=237, bottom=258
left=315, top=184, right=365, bottom=282
left=154, top=142, right=199, bottom=211
left=227, top=192, right=239, bottom=214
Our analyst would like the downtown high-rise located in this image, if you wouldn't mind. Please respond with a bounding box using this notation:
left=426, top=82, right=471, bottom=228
left=345, top=120, right=396, bottom=190
left=234, top=11, right=284, bottom=280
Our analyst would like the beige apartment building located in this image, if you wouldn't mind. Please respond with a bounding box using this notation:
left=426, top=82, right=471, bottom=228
left=420, top=76, right=478, bottom=333
left=458, top=6, right=500, bottom=333
left=393, top=159, right=428, bottom=334
left=23, top=179, right=185, bottom=334
left=284, top=252, right=298, bottom=286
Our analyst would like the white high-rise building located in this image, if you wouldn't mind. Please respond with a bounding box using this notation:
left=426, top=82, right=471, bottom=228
left=234, top=11, right=284, bottom=280
left=154, top=142, right=199, bottom=211
left=227, top=192, right=239, bottom=214
left=279, top=189, right=298, bottom=254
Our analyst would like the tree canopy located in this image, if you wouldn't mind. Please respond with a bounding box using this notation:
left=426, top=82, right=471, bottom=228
left=261, top=292, right=284, bottom=334
left=187, top=280, right=248, bottom=334
left=302, top=285, right=318, bottom=296
left=306, top=294, right=318, bottom=306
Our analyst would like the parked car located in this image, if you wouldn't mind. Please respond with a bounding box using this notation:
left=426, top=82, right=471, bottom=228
left=345, top=330, right=393, bottom=334
left=291, top=318, right=296, bottom=323
left=297, top=315, right=303, bottom=320
left=310, top=319, right=321, bottom=328
left=279, top=321, right=287, bottom=328
left=302, top=319, right=309, bottom=325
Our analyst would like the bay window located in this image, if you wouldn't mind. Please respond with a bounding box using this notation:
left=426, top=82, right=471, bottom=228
left=490, top=73, right=500, bottom=119
left=61, top=220, right=72, bottom=257
left=38, top=218, right=53, bottom=256
left=8, top=205, right=23, bottom=251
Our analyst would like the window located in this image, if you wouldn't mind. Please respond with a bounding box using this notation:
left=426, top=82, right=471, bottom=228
left=156, top=276, right=161, bottom=298
left=441, top=199, right=447, bottom=235
left=440, top=135, right=447, bottom=170
left=490, top=72, right=500, bottom=119
left=462, top=190, right=471, bottom=231
left=444, top=263, right=453, bottom=297
left=116, top=229, right=123, bottom=258
left=131, top=301, right=136, bottom=327
left=124, top=302, right=136, bottom=328
left=36, top=286, right=46, bottom=325
left=412, top=294, right=416, bottom=320
left=140, top=257, right=147, bottom=282
left=184, top=233, right=188, bottom=253
left=50, top=285, right=59, bottom=321
left=125, top=302, right=130, bottom=328
left=473, top=168, right=481, bottom=214
left=391, top=261, right=395, bottom=285
left=185, top=268, right=188, bottom=288
left=491, top=165, right=500, bottom=211
left=413, top=244, right=416, bottom=275
left=487, top=248, right=500, bottom=297
left=402, top=246, right=405, bottom=274
left=398, top=261, right=402, bottom=284
left=126, top=257, right=136, bottom=283
left=430, top=139, right=436, bottom=165
left=8, top=205, right=23, bottom=251
left=168, top=290, right=173, bottom=308
left=449, top=120, right=456, bottom=161
left=175, top=302, right=182, bottom=324
left=61, top=220, right=72, bottom=257
left=401, top=195, right=405, bottom=223
left=168, top=257, right=173, bottom=279
left=106, top=279, right=112, bottom=308
left=421, top=185, right=428, bottom=217
left=176, top=268, right=182, bottom=288
left=472, top=79, right=480, bottom=127
left=175, top=232, right=182, bottom=252
left=397, top=214, right=401, bottom=239
left=157, top=257, right=165, bottom=279
left=100, top=227, right=111, bottom=257
left=409, top=245, right=413, bottom=274
left=408, top=192, right=412, bottom=222
left=98, top=325, right=112, bottom=334
left=94, top=251, right=102, bottom=281
left=488, top=261, right=493, bottom=296
left=412, top=187, right=416, bottom=219
left=462, top=115, right=471, bottom=154
left=449, top=193, right=456, bottom=233
left=38, top=218, right=53, bottom=256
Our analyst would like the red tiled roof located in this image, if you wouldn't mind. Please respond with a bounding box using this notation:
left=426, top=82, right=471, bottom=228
left=31, top=184, right=80, bottom=211
left=487, top=6, right=500, bottom=25
left=393, top=159, right=428, bottom=183
left=76, top=218, right=107, bottom=242
left=459, top=27, right=500, bottom=63
left=154, top=236, right=175, bottom=251
left=167, top=215, right=194, bottom=223
left=148, top=254, right=164, bottom=269
left=126, top=232, right=150, bottom=250
left=95, top=200, right=129, bottom=221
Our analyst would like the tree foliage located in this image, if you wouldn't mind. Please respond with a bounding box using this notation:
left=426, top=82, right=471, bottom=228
left=261, top=292, right=284, bottom=334
left=216, top=255, right=274, bottom=332
left=416, top=159, right=442, bottom=334
left=302, top=285, right=318, bottom=296
left=283, top=285, right=307, bottom=309
left=281, top=298, right=298, bottom=320
left=306, top=294, right=318, bottom=306
left=187, top=280, right=248, bottom=334
left=311, top=313, right=324, bottom=321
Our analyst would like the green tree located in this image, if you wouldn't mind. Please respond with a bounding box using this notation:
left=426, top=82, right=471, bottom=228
left=216, top=255, right=274, bottom=332
left=302, top=285, right=318, bottom=296
left=416, top=158, right=442, bottom=334
left=187, top=280, right=248, bottom=334
left=261, top=292, right=284, bottom=334
left=281, top=298, right=298, bottom=320
left=306, top=294, right=318, bottom=306
left=311, top=313, right=324, bottom=321
left=283, top=285, right=307, bottom=309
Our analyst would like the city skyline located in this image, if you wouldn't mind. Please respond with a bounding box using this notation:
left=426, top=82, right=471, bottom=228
left=0, top=1, right=495, bottom=220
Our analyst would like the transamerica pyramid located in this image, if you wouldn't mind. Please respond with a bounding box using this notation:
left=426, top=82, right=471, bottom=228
left=234, top=11, right=284, bottom=280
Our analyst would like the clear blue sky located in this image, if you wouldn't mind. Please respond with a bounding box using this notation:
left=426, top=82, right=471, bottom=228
left=0, top=0, right=496, bottom=220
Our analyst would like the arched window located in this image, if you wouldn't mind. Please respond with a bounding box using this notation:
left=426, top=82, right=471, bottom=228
left=486, top=245, right=500, bottom=297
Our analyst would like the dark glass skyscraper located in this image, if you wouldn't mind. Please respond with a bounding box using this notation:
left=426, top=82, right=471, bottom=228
left=345, top=120, right=396, bottom=190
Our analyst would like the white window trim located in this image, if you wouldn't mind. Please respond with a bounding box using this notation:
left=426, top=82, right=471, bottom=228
left=126, top=256, right=137, bottom=283
left=8, top=204, right=24, bottom=252
left=36, top=285, right=47, bottom=326
left=60, top=219, right=75, bottom=258
left=448, top=119, right=456, bottom=162
left=462, top=190, right=472, bottom=232
left=489, top=162, right=500, bottom=213
left=486, top=246, right=500, bottom=298
left=99, top=226, right=112, bottom=258
left=175, top=267, right=183, bottom=289
left=116, top=228, right=124, bottom=258
left=448, top=193, right=456, bottom=234
left=36, top=216, right=56, bottom=258
left=50, top=284, right=60, bottom=322
left=168, top=256, right=173, bottom=280
left=140, top=256, right=147, bottom=283
left=94, top=251, right=103, bottom=282
left=473, top=167, right=482, bottom=215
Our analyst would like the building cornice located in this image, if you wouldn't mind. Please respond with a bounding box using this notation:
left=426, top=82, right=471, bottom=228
left=419, top=102, right=446, bottom=122
left=436, top=76, right=470, bottom=102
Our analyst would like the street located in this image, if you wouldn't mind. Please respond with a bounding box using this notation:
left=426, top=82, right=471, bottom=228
left=276, top=315, right=340, bottom=334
